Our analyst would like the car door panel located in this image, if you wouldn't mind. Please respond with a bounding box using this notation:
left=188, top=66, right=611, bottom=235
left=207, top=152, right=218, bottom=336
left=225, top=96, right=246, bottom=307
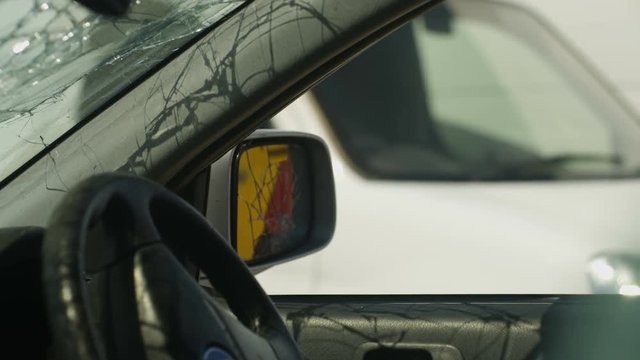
left=274, top=295, right=547, bottom=360
left=273, top=295, right=640, bottom=360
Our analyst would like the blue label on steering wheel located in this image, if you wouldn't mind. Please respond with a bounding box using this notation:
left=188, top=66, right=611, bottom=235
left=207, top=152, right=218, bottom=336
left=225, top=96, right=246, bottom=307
left=203, top=347, right=234, bottom=360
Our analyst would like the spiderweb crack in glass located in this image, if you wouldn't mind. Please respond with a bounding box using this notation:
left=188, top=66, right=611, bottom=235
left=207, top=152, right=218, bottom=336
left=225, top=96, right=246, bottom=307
left=0, top=0, right=346, bottom=227
left=238, top=145, right=299, bottom=260
left=0, top=0, right=246, bottom=182
left=117, top=0, right=339, bottom=175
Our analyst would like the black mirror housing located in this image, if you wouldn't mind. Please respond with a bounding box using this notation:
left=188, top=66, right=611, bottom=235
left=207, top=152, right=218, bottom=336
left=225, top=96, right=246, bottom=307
left=207, top=130, right=336, bottom=272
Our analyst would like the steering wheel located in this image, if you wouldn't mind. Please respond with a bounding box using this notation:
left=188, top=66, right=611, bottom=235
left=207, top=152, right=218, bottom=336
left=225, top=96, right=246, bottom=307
left=42, top=174, right=302, bottom=360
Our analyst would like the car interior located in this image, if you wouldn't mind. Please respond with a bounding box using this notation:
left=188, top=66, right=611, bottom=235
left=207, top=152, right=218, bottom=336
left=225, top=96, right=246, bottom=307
left=1, top=137, right=639, bottom=360
left=0, top=0, right=639, bottom=359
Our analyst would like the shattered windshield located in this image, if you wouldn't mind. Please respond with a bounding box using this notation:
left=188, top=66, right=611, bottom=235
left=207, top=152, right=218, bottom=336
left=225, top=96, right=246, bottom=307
left=0, top=0, right=245, bottom=183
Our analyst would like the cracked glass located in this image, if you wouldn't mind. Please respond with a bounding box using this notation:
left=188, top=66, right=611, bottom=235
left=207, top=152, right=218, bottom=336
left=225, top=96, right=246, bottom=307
left=0, top=0, right=245, bottom=183
left=235, top=143, right=311, bottom=263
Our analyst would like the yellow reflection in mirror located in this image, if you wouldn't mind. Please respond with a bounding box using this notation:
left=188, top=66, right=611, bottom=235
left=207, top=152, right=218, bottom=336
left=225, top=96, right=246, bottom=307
left=236, top=144, right=294, bottom=262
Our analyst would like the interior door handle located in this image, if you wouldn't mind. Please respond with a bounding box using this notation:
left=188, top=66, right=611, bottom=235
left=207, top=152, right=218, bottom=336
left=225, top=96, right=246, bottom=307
left=355, top=343, right=463, bottom=360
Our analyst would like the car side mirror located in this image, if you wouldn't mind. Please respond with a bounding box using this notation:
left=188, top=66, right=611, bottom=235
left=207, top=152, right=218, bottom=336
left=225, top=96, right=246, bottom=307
left=207, top=130, right=336, bottom=270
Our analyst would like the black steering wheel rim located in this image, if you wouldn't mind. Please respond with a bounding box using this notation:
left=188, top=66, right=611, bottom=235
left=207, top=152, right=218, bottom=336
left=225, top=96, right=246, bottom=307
left=42, top=173, right=301, bottom=360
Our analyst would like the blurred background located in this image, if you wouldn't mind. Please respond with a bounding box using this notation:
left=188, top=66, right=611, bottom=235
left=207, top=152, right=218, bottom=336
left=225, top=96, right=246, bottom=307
left=255, top=0, right=640, bottom=294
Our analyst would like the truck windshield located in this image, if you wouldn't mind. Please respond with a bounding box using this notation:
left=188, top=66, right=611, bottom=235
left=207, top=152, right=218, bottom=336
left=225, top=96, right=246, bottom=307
left=313, top=2, right=640, bottom=181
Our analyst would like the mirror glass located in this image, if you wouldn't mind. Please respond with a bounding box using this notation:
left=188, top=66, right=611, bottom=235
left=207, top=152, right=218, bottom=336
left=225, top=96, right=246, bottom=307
left=235, top=143, right=311, bottom=263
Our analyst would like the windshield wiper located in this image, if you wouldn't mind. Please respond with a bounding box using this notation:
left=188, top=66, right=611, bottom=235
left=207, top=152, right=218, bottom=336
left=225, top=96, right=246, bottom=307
left=478, top=154, right=624, bottom=180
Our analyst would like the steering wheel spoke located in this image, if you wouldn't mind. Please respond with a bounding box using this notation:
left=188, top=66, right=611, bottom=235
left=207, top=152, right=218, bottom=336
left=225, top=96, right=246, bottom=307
left=133, top=243, right=250, bottom=359
left=43, top=174, right=301, bottom=360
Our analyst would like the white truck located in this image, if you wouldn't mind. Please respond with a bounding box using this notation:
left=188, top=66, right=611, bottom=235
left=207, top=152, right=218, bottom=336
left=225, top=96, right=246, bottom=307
left=256, top=0, right=640, bottom=294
